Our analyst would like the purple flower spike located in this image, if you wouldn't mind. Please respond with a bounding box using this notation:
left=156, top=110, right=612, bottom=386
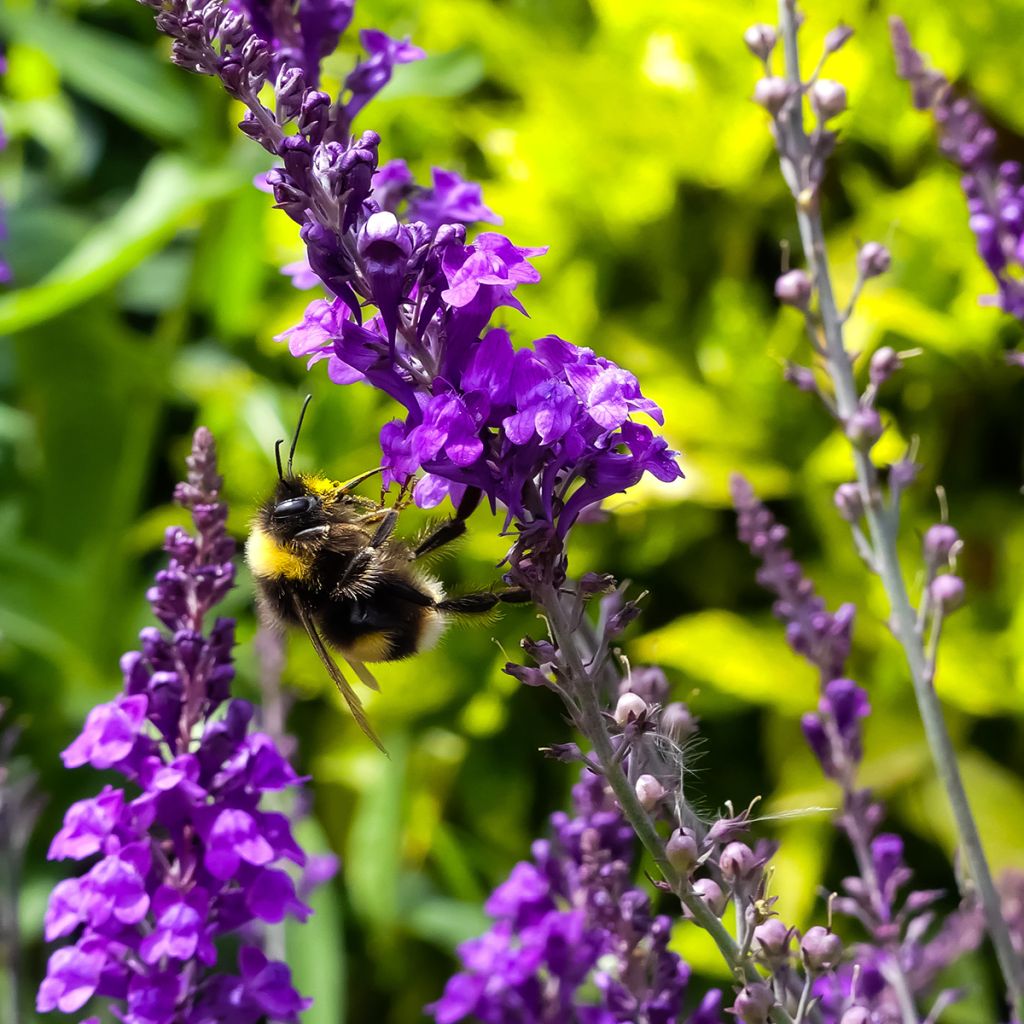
left=38, top=430, right=326, bottom=1023
left=429, top=771, right=713, bottom=1024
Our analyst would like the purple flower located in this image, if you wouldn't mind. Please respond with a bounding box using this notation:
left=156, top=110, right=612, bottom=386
left=428, top=772, right=716, bottom=1024
left=891, top=17, right=1024, bottom=321
left=731, top=475, right=854, bottom=680
left=38, top=430, right=324, bottom=1024
left=409, top=167, right=501, bottom=232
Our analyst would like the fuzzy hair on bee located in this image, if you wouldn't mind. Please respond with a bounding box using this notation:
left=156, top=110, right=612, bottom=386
left=246, top=396, right=529, bottom=753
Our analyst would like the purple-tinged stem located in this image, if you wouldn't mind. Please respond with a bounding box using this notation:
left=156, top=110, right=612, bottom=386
left=775, top=1, right=1024, bottom=1014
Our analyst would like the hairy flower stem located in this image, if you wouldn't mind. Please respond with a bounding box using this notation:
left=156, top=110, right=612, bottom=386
left=776, top=1, right=1024, bottom=1013
left=539, top=585, right=796, bottom=1024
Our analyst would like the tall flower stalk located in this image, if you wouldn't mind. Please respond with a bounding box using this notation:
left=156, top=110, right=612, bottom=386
left=38, top=430, right=322, bottom=1023
left=747, top=1, right=1024, bottom=1014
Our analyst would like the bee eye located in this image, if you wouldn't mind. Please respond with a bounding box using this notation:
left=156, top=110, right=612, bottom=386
left=273, top=496, right=318, bottom=518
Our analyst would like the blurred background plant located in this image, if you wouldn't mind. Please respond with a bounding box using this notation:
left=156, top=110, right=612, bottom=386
left=0, top=0, right=1022, bottom=1021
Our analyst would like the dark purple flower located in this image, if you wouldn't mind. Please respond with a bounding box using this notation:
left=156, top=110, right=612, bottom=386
left=429, top=772, right=711, bottom=1024
left=344, top=29, right=425, bottom=121
left=408, top=167, right=501, bottom=232
left=39, top=430, right=324, bottom=1023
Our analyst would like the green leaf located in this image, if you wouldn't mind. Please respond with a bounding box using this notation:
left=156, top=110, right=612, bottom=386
left=384, top=49, right=486, bottom=99
left=0, top=7, right=197, bottom=139
left=0, top=154, right=245, bottom=334
left=405, top=897, right=489, bottom=950
left=633, top=610, right=818, bottom=713
left=286, top=818, right=345, bottom=1024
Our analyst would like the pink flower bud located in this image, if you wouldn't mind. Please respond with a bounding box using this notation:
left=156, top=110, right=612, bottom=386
left=858, top=241, right=891, bottom=279
left=743, top=24, right=777, bottom=61
left=754, top=919, right=792, bottom=960
left=930, top=574, right=965, bottom=613
left=840, top=1008, right=871, bottom=1024
left=775, top=269, right=812, bottom=308
left=635, top=774, right=665, bottom=811
left=834, top=482, right=863, bottom=523
left=692, top=878, right=727, bottom=917
left=614, top=693, right=648, bottom=726
left=923, top=524, right=959, bottom=567
left=811, top=79, right=847, bottom=119
left=719, top=842, right=758, bottom=884
left=868, top=345, right=901, bottom=386
left=800, top=925, right=842, bottom=970
left=824, top=24, right=854, bottom=54
left=754, top=77, right=793, bottom=115
left=661, top=702, right=698, bottom=741
left=733, top=982, right=775, bottom=1024
left=666, top=829, right=699, bottom=874
left=845, top=407, right=882, bottom=448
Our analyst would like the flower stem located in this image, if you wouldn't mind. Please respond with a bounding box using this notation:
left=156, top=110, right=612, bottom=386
left=540, top=586, right=796, bottom=1024
left=776, top=1, right=1024, bottom=1013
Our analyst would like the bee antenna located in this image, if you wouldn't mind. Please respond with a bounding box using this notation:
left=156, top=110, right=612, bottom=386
left=287, top=394, right=313, bottom=477
left=274, top=439, right=285, bottom=482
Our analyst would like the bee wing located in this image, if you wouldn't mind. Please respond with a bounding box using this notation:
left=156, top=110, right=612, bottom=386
left=342, top=656, right=381, bottom=692
left=291, top=597, right=388, bottom=756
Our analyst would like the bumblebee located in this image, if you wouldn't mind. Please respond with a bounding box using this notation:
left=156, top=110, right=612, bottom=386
left=246, top=396, right=528, bottom=752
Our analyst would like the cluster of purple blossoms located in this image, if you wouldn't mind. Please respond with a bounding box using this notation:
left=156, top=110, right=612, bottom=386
left=891, top=17, right=1024, bottom=324
left=142, top=0, right=682, bottom=584
left=38, top=430, right=321, bottom=1024
left=429, top=770, right=722, bottom=1024
left=732, top=477, right=983, bottom=1023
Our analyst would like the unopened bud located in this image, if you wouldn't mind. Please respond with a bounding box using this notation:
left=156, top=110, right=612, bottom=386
left=858, top=241, right=891, bottom=279
left=503, top=662, right=550, bottom=688
left=845, top=407, right=882, bottom=448
left=800, top=925, right=843, bottom=970
left=743, top=24, right=777, bottom=61
left=635, top=774, right=666, bottom=811
left=661, top=702, right=699, bottom=741
left=930, top=574, right=965, bottom=613
left=733, top=982, right=775, bottom=1024
left=775, top=269, right=812, bottom=308
left=754, top=918, right=792, bottom=960
left=811, top=78, right=847, bottom=120
left=834, top=482, right=864, bottom=523
left=692, top=878, right=727, bottom=917
left=719, top=842, right=758, bottom=884
left=754, top=77, right=793, bottom=115
left=840, top=1008, right=871, bottom=1024
left=666, top=829, right=699, bottom=874
left=869, top=345, right=901, bottom=386
left=824, top=24, right=854, bottom=54
left=923, top=524, right=959, bottom=567
left=614, top=692, right=648, bottom=726
left=784, top=362, right=817, bottom=392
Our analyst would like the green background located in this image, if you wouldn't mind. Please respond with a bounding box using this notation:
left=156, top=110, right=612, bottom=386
left=1, top=0, right=1023, bottom=1019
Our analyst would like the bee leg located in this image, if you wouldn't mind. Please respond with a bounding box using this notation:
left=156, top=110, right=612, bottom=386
left=412, top=487, right=483, bottom=560
left=437, top=588, right=531, bottom=615
left=368, top=509, right=399, bottom=548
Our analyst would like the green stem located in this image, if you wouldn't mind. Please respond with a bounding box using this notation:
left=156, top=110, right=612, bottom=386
left=540, top=586, right=796, bottom=1024
left=776, top=2, right=1024, bottom=1014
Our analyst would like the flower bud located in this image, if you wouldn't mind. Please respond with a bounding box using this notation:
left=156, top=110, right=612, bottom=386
left=503, top=662, right=550, bottom=688
left=621, top=666, right=669, bottom=705
left=784, top=362, right=817, bottom=392
left=733, top=982, right=775, bottom=1024
left=719, top=842, right=758, bottom=885
left=834, top=482, right=863, bottom=523
left=692, top=878, right=727, bottom=917
left=614, top=693, right=648, bottom=726
left=824, top=24, right=854, bottom=54
left=635, top=774, right=666, bottom=811
left=840, top=1008, right=871, bottom=1024
left=754, top=918, right=792, bottom=960
left=775, top=269, right=812, bottom=308
left=666, top=829, right=699, bottom=874
left=868, top=345, right=901, bottom=386
left=754, top=77, right=793, bottom=115
left=930, top=574, right=965, bottom=613
left=811, top=78, right=847, bottom=119
left=661, top=702, right=699, bottom=741
left=800, top=925, right=842, bottom=970
left=858, top=241, right=891, bottom=279
left=889, top=457, right=921, bottom=491
left=743, top=24, right=777, bottom=60
left=845, top=407, right=882, bottom=449
left=923, top=524, right=959, bottom=567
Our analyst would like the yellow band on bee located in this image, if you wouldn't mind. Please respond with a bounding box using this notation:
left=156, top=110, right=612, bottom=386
left=246, top=526, right=313, bottom=581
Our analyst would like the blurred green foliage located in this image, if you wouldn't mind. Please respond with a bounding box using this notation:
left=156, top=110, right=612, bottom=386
left=1, top=0, right=1023, bottom=1020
